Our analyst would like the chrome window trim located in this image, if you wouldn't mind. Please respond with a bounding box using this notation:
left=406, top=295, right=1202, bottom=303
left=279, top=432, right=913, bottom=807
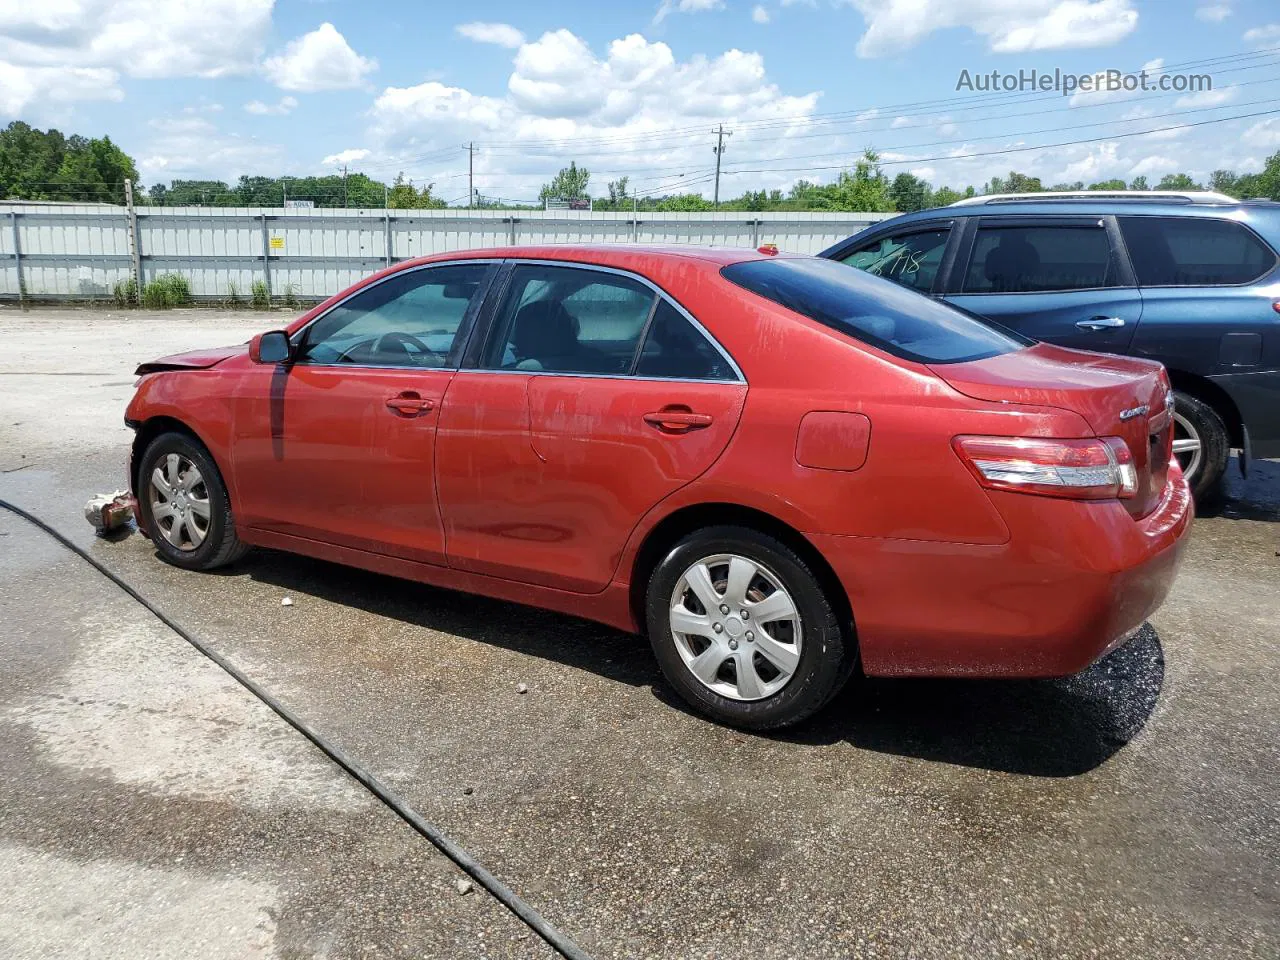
left=474, top=257, right=747, bottom=384
left=287, top=258, right=502, bottom=370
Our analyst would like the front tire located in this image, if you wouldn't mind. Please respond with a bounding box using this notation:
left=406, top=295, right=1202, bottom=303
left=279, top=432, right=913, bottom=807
left=138, top=431, right=247, bottom=571
left=645, top=526, right=854, bottom=730
left=1171, top=391, right=1230, bottom=500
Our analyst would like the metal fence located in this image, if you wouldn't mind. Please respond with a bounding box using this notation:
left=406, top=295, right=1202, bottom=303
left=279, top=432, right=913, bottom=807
left=0, top=203, right=891, bottom=303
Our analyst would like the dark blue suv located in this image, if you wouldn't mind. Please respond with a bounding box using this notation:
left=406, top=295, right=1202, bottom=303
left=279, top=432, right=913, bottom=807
left=821, top=192, right=1280, bottom=497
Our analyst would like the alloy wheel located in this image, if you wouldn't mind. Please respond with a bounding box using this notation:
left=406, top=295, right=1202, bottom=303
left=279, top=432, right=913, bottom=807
left=149, top=453, right=211, bottom=551
left=1172, top=410, right=1203, bottom=483
left=668, top=553, right=803, bottom=702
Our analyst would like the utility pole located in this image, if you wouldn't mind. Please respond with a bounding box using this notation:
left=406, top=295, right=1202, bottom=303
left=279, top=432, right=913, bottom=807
left=465, top=142, right=476, bottom=209
left=341, top=164, right=348, bottom=207
left=712, top=124, right=733, bottom=208
left=123, top=178, right=142, bottom=299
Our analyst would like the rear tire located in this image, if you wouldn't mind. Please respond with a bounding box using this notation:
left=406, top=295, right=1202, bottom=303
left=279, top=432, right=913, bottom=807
left=138, top=431, right=248, bottom=571
left=645, top=525, right=854, bottom=730
left=1172, top=391, right=1230, bottom=501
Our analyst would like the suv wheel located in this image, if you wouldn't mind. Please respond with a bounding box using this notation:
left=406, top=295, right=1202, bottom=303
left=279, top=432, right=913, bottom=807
left=138, top=431, right=248, bottom=570
left=645, top=525, right=855, bottom=730
left=1171, top=391, right=1230, bottom=500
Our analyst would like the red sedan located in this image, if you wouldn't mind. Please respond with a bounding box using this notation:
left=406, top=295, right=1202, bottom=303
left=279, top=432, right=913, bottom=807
left=125, top=246, right=1191, bottom=729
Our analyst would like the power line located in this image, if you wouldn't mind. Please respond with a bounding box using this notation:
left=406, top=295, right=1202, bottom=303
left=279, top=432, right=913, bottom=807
left=722, top=104, right=1280, bottom=177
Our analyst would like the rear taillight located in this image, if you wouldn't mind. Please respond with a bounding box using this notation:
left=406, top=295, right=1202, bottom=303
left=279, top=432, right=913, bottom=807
left=954, top=436, right=1138, bottom=501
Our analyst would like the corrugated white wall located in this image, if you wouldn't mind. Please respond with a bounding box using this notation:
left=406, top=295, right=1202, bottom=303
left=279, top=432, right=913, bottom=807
left=0, top=204, right=891, bottom=301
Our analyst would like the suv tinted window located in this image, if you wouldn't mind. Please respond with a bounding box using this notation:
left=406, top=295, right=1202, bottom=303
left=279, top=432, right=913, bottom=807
left=485, top=264, right=655, bottom=374
left=299, top=263, right=489, bottom=367
left=635, top=300, right=736, bottom=380
left=723, top=257, right=1028, bottom=364
left=963, top=223, right=1115, bottom=293
left=1118, top=216, right=1276, bottom=286
left=841, top=227, right=950, bottom=293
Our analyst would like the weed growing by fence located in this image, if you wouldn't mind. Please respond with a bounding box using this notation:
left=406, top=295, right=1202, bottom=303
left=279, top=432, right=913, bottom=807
left=283, top=283, right=300, bottom=309
left=141, top=274, right=191, bottom=309
left=251, top=280, right=270, bottom=309
left=112, top=277, right=137, bottom=307
left=226, top=280, right=243, bottom=307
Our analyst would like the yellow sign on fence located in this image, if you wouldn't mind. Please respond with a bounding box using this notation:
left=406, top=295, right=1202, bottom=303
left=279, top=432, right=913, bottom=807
left=269, top=236, right=285, bottom=250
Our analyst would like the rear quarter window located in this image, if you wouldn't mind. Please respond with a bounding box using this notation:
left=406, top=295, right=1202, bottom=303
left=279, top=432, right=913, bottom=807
left=1118, top=216, right=1278, bottom=286
left=722, top=257, right=1029, bottom=364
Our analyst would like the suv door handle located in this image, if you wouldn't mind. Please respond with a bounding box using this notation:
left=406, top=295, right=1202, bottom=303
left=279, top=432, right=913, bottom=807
left=643, top=409, right=714, bottom=432
left=385, top=392, right=435, bottom=416
left=1076, top=316, right=1126, bottom=331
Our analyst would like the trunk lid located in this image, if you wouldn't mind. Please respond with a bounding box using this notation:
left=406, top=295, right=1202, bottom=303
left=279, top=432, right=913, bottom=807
left=930, top=343, right=1173, bottom=518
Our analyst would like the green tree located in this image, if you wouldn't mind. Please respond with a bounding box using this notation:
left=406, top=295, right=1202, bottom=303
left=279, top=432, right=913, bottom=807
left=655, top=193, right=713, bottom=211
left=0, top=123, right=136, bottom=202
left=606, top=176, right=630, bottom=209
left=889, top=172, right=930, bottom=212
left=1156, top=172, right=1203, bottom=190
left=1129, top=175, right=1150, bottom=191
left=1087, top=179, right=1127, bottom=190
left=931, top=185, right=964, bottom=206
left=540, top=161, right=591, bottom=203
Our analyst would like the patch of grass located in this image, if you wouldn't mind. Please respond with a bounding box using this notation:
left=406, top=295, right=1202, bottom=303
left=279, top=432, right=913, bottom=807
left=141, top=273, right=191, bottom=309
left=251, top=279, right=271, bottom=310
left=283, top=282, right=301, bottom=310
left=226, top=280, right=243, bottom=307
left=112, top=277, right=138, bottom=308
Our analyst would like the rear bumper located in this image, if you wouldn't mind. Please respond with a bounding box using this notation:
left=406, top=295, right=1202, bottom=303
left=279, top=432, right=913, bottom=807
left=810, top=466, right=1192, bottom=678
left=1212, top=367, right=1280, bottom=460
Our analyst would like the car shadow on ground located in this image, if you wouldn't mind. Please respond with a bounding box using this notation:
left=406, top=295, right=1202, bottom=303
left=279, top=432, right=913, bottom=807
left=229, top=550, right=1164, bottom=780
left=1200, top=456, right=1280, bottom=522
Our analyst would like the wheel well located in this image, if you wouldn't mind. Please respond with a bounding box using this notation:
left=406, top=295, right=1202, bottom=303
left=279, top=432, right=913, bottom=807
left=1167, top=369, right=1243, bottom=449
left=129, top=416, right=205, bottom=492
left=628, top=503, right=853, bottom=638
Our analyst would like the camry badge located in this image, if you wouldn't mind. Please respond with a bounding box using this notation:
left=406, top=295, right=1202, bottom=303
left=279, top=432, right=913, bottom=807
left=1119, top=404, right=1150, bottom=421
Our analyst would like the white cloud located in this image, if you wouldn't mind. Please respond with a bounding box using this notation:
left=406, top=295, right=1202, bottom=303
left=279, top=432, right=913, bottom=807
left=321, top=148, right=372, bottom=167
left=890, top=115, right=911, bottom=128
left=138, top=115, right=285, bottom=185
left=1068, top=57, right=1162, bottom=107
left=1175, top=86, right=1236, bottom=109
left=1242, top=118, right=1280, bottom=150
left=263, top=23, right=377, bottom=92
left=1242, top=24, right=1280, bottom=47
left=0, top=62, right=122, bottom=117
left=369, top=30, right=819, bottom=201
left=752, top=4, right=771, bottom=23
left=654, top=0, right=725, bottom=24
left=1195, top=5, right=1231, bottom=22
left=1127, top=154, right=1179, bottom=178
left=0, top=0, right=272, bottom=114
left=456, top=22, right=525, bottom=47
left=848, top=0, right=1137, bottom=58
left=244, top=96, right=299, bottom=115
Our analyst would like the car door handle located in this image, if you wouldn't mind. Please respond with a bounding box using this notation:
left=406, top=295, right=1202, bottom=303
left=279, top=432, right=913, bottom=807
left=385, top=393, right=435, bottom=416
left=1076, top=316, right=1127, bottom=331
left=643, top=409, right=714, bottom=432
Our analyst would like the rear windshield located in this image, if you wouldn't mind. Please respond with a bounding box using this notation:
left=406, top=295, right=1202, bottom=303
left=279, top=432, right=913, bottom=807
left=722, top=257, right=1029, bottom=364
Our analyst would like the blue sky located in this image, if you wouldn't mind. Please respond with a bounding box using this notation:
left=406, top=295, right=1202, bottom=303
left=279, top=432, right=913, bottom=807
left=3, top=0, right=1280, bottom=202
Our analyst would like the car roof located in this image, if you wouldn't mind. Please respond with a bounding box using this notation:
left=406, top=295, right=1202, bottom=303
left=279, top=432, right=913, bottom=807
left=396, top=244, right=782, bottom=272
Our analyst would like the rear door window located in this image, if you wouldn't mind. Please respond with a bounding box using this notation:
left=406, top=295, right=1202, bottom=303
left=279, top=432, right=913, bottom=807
left=1118, top=216, right=1277, bottom=286
left=635, top=300, right=738, bottom=380
left=722, top=257, right=1028, bottom=364
left=962, top=222, right=1116, bottom=293
left=840, top=227, right=951, bottom=293
left=483, top=264, right=656, bottom=374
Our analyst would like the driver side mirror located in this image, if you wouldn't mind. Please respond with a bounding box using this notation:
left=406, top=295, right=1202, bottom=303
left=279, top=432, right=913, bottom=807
left=249, top=330, right=291, bottom=364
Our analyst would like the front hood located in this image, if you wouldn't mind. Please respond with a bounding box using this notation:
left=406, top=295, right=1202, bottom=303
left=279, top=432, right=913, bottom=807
left=135, top=344, right=246, bottom=375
